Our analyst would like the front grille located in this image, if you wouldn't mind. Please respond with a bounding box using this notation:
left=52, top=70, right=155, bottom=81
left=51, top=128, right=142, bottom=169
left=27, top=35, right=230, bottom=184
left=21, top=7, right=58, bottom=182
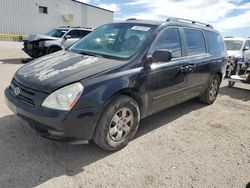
left=9, top=78, right=38, bottom=106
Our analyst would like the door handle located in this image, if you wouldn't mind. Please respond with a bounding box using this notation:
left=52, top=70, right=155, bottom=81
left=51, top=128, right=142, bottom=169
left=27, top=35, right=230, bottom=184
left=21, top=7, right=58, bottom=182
left=180, top=64, right=195, bottom=73
left=188, top=64, right=195, bottom=68
left=180, top=65, right=191, bottom=72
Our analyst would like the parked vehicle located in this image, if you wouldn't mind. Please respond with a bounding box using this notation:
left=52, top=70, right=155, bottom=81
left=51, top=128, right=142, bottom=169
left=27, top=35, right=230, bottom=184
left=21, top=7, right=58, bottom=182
left=224, top=37, right=250, bottom=76
left=23, top=26, right=92, bottom=58
left=5, top=18, right=227, bottom=151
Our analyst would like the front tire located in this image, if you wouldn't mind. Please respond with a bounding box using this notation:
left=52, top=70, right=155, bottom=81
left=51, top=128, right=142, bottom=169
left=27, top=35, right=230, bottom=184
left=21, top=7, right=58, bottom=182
left=228, top=81, right=235, bottom=88
left=93, top=95, right=140, bottom=151
left=199, top=75, right=220, bottom=104
left=48, top=46, right=61, bottom=54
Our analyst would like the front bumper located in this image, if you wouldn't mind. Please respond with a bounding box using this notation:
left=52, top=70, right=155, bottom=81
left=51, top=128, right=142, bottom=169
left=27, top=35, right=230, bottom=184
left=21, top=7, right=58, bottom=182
left=5, top=88, right=101, bottom=141
left=23, top=41, right=47, bottom=58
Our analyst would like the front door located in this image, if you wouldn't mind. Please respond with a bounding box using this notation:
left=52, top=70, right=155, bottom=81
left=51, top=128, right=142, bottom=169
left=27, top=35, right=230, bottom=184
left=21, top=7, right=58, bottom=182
left=144, top=27, right=190, bottom=115
left=63, top=30, right=82, bottom=49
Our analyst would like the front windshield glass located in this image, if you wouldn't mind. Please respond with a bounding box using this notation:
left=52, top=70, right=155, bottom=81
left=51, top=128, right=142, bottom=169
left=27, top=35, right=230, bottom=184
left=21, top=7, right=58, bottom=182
left=69, top=23, right=156, bottom=59
left=224, top=40, right=243, bottom=51
left=46, top=29, right=68, bottom=38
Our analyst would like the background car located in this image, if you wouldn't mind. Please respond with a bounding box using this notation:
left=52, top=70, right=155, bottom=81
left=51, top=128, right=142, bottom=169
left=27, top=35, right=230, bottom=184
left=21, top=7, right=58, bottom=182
left=224, top=37, right=250, bottom=76
left=23, top=26, right=92, bottom=58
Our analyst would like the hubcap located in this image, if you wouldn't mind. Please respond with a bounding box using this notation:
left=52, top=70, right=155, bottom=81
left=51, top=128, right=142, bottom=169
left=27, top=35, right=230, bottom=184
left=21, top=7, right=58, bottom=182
left=109, top=108, right=134, bottom=142
left=209, top=79, right=218, bottom=101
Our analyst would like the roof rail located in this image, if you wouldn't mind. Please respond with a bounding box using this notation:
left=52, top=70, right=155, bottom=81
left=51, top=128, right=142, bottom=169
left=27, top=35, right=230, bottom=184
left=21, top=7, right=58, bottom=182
left=224, top=36, right=234, bottom=38
left=59, top=26, right=92, bottom=29
left=126, top=18, right=137, bottom=21
left=166, top=17, right=213, bottom=28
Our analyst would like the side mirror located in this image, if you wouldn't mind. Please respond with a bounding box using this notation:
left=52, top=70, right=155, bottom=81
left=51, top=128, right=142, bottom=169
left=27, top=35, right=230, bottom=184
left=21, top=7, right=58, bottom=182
left=151, top=49, right=172, bottom=63
left=64, top=35, right=71, bottom=39
left=243, top=46, right=250, bottom=51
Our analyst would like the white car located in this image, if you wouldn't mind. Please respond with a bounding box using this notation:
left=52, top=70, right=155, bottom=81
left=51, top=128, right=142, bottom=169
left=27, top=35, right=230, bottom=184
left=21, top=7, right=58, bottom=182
left=23, top=27, right=93, bottom=58
left=224, top=37, right=250, bottom=76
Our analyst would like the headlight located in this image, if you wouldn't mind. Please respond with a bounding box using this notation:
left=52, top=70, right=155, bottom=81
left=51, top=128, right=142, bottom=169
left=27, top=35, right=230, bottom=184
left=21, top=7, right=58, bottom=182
left=42, top=82, right=84, bottom=111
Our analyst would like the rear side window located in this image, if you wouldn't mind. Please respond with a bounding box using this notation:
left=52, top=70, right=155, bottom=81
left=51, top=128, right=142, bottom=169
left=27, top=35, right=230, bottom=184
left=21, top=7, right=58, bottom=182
left=205, top=31, right=225, bottom=54
left=184, top=29, right=206, bottom=56
left=67, top=30, right=81, bottom=38
left=150, top=28, right=182, bottom=58
left=80, top=30, right=91, bottom=38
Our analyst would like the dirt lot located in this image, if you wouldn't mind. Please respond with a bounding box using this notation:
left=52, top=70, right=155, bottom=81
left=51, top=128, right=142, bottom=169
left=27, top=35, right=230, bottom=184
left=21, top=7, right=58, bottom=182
left=0, top=42, right=250, bottom=188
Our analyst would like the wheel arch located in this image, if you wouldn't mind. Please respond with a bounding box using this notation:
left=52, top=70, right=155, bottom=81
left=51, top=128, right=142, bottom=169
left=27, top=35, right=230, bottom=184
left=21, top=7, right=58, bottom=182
left=47, top=45, right=62, bottom=53
left=106, top=87, right=145, bottom=116
left=215, top=72, right=223, bottom=82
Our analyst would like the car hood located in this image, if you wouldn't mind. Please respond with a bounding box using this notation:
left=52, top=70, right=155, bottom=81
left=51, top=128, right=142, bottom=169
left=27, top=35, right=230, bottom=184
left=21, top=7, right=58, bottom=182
left=15, top=51, right=124, bottom=93
left=227, top=50, right=242, bottom=57
left=24, top=34, right=58, bottom=42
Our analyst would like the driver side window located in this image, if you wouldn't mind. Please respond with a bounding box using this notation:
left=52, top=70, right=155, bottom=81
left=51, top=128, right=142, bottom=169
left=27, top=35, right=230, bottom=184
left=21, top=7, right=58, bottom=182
left=150, top=28, right=182, bottom=58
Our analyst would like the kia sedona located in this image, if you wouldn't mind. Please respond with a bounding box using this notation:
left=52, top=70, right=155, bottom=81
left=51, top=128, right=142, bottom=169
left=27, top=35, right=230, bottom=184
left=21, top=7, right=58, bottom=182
left=5, top=18, right=227, bottom=151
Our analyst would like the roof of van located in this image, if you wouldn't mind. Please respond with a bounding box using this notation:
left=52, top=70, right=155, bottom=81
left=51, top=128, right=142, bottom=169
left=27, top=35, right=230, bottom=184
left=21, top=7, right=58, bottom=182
left=121, top=17, right=217, bottom=32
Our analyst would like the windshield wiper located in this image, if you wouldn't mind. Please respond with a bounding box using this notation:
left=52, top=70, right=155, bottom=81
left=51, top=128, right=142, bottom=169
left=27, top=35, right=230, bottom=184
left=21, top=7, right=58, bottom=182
left=72, top=50, right=103, bottom=58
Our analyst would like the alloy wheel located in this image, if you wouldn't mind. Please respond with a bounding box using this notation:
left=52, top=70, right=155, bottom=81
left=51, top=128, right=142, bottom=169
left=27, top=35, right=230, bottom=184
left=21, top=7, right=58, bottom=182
left=209, top=79, right=218, bottom=101
left=108, top=108, right=134, bottom=142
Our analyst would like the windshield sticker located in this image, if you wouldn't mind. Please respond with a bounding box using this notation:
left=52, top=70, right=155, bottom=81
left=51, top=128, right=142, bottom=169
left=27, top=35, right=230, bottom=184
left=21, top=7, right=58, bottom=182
left=131, top=26, right=150, bottom=31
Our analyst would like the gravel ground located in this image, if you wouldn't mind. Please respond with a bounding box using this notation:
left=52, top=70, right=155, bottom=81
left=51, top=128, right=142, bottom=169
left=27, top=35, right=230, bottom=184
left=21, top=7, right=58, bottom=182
left=0, top=42, right=250, bottom=188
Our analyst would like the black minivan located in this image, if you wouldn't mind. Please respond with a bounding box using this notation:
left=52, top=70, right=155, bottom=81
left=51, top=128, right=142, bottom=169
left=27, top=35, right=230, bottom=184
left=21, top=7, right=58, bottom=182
left=5, top=18, right=227, bottom=151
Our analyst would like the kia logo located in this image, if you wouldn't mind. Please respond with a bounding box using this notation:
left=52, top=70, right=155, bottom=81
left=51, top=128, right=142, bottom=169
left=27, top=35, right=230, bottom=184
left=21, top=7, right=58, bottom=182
left=13, top=87, right=21, bottom=96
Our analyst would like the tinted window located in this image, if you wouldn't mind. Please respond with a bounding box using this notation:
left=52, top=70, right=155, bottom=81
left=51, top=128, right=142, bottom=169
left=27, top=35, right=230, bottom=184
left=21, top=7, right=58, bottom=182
left=205, top=31, right=225, bottom=54
left=150, top=28, right=182, bottom=58
left=184, top=29, right=206, bottom=56
left=80, top=30, right=91, bottom=38
left=67, top=30, right=81, bottom=38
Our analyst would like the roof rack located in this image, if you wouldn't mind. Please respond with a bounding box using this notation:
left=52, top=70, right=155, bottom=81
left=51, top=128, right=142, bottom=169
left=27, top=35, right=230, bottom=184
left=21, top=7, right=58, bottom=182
left=166, top=17, right=213, bottom=28
left=126, top=18, right=137, bottom=21
left=59, top=26, right=92, bottom=29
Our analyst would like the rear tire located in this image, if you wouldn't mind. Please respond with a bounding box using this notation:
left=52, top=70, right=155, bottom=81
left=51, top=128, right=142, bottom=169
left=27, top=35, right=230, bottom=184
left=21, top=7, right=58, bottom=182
left=93, top=95, right=140, bottom=151
left=199, top=75, right=220, bottom=104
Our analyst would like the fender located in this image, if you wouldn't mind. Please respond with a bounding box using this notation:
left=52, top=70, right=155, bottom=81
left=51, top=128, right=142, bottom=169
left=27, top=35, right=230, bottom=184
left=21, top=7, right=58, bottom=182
left=74, top=67, right=147, bottom=115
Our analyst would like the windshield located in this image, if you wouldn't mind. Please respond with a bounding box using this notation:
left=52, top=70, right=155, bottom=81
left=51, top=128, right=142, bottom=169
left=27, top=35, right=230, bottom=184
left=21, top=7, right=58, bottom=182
left=46, top=29, right=69, bottom=38
left=69, top=23, right=156, bottom=59
left=224, top=40, right=243, bottom=51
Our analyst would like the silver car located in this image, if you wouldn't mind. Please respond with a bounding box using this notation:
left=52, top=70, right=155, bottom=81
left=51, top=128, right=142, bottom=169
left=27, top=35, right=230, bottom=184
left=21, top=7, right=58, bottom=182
left=224, top=37, right=250, bottom=76
left=23, top=27, right=92, bottom=58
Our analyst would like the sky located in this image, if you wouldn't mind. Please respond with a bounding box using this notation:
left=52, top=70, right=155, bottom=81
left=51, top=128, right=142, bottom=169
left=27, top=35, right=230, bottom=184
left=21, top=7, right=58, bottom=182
left=78, top=0, right=250, bottom=37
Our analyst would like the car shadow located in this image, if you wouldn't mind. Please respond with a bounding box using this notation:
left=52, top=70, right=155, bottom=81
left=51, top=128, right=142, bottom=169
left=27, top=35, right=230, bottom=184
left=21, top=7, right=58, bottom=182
left=0, top=58, right=32, bottom=64
left=219, top=86, right=250, bottom=102
left=0, top=99, right=205, bottom=188
left=137, top=99, right=205, bottom=138
left=246, top=182, right=250, bottom=188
